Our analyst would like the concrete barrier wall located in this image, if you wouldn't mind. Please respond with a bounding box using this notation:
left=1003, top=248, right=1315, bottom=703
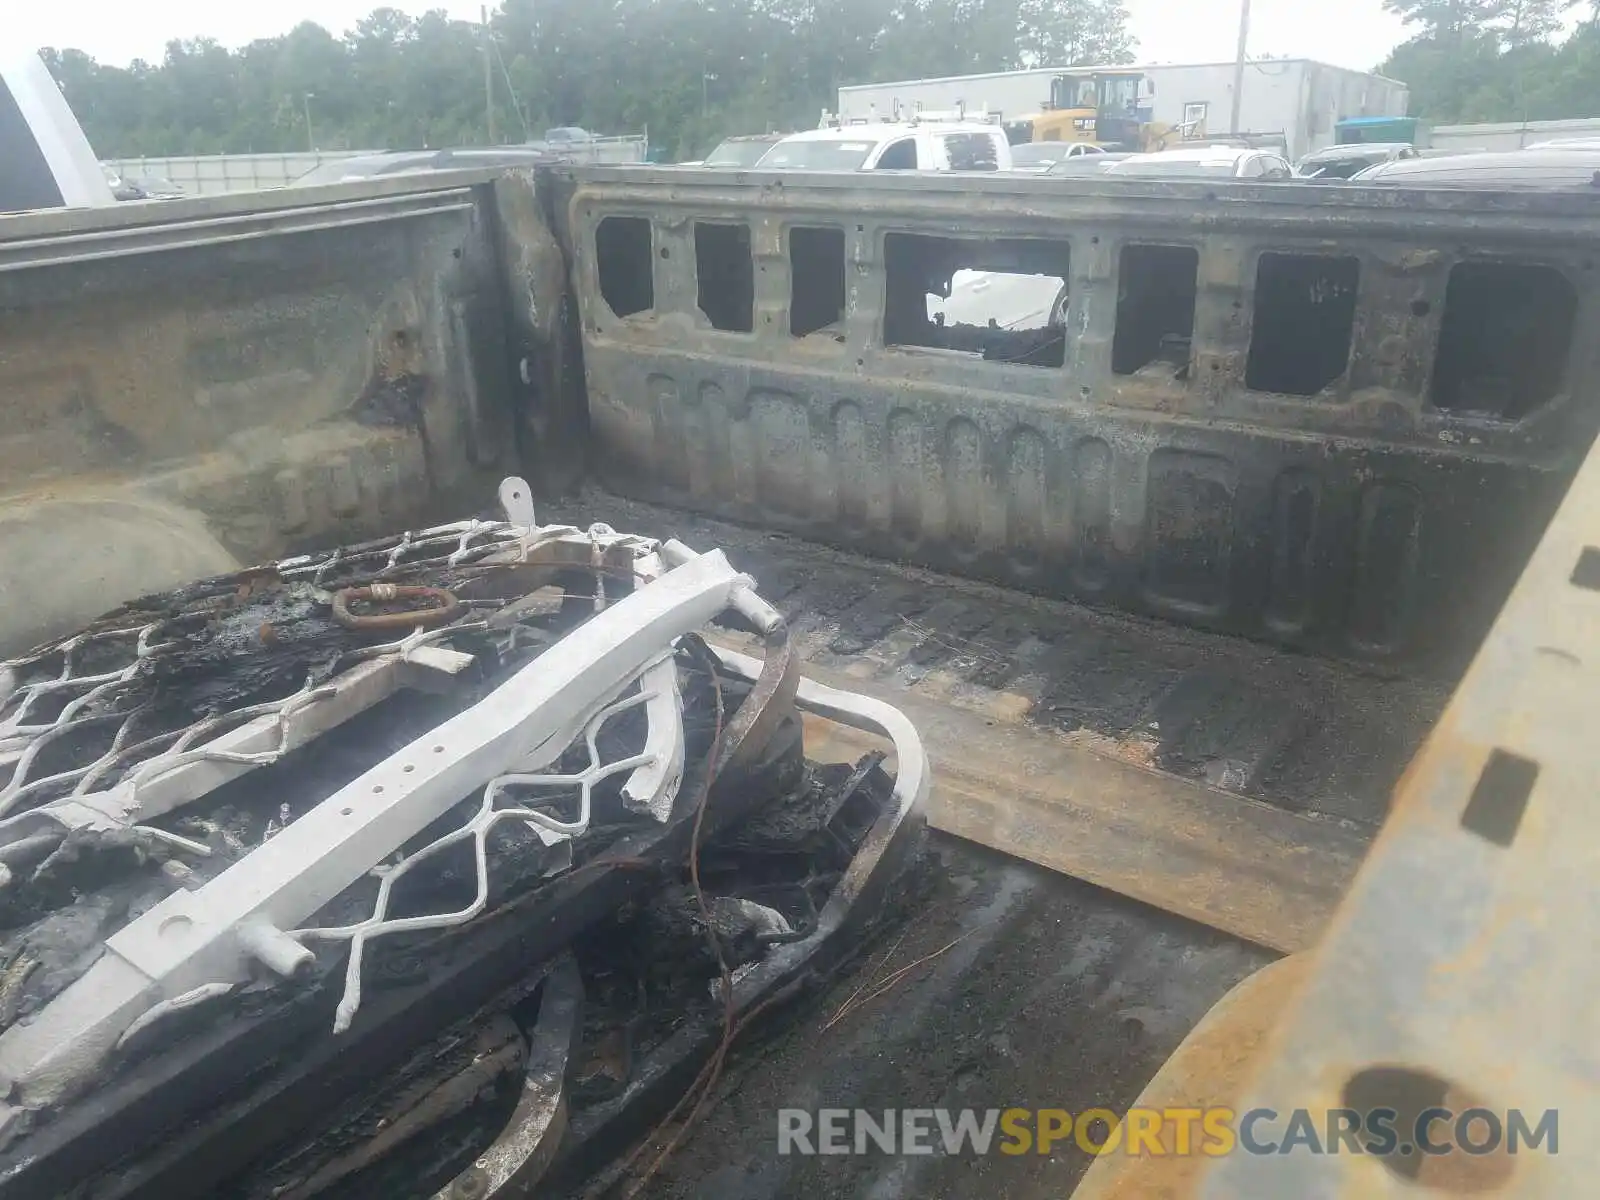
left=106, top=151, right=366, bottom=195
left=109, top=137, right=649, bottom=195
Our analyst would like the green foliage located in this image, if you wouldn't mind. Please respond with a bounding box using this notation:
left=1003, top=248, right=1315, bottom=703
left=1384, top=0, right=1572, bottom=45
left=39, top=0, right=1134, bottom=161
left=1381, top=0, right=1600, bottom=122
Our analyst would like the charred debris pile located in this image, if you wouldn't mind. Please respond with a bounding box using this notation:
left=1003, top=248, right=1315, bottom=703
left=0, top=498, right=922, bottom=1200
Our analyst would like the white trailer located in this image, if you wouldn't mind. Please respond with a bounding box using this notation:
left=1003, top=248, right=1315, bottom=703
left=838, top=60, right=1410, bottom=161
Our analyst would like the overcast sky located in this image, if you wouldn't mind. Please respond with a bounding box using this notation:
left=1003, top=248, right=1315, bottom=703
left=17, top=0, right=1409, bottom=74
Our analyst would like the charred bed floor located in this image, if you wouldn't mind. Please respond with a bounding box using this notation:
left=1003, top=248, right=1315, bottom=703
left=534, top=491, right=1449, bottom=1200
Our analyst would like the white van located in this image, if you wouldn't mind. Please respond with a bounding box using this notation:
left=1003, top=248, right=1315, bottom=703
left=756, top=121, right=1013, bottom=173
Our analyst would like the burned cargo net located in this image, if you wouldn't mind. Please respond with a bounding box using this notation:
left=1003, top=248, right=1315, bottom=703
left=0, top=479, right=926, bottom=1200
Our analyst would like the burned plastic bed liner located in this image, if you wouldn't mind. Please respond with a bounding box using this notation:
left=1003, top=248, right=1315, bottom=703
left=0, top=483, right=927, bottom=1200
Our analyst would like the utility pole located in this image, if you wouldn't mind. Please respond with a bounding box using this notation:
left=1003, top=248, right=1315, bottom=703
left=482, top=6, right=497, bottom=145
left=1230, top=0, right=1251, bottom=136
left=303, top=92, right=315, bottom=153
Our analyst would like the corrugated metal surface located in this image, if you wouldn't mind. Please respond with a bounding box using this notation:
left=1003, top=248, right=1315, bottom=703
left=1430, top=115, right=1600, bottom=151
left=837, top=68, right=1062, bottom=123
left=557, top=167, right=1600, bottom=671
left=105, top=151, right=368, bottom=195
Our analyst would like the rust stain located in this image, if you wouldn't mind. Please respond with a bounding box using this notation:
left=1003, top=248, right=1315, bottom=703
left=577, top=1026, right=631, bottom=1089
left=800, top=712, right=893, bottom=767
left=232, top=567, right=283, bottom=603
left=1065, top=726, right=1162, bottom=770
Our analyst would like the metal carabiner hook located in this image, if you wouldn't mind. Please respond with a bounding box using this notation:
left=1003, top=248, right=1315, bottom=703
left=331, top=585, right=464, bottom=633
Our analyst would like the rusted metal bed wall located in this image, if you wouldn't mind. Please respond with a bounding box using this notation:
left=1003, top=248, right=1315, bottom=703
left=555, top=167, right=1600, bottom=669
left=0, top=172, right=537, bottom=653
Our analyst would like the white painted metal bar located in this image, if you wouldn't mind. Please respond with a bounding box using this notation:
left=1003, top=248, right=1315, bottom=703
left=0, top=637, right=475, bottom=868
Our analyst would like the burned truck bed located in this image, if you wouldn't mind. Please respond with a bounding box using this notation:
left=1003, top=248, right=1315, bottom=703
left=0, top=487, right=1444, bottom=1200
left=3, top=160, right=1597, bottom=1199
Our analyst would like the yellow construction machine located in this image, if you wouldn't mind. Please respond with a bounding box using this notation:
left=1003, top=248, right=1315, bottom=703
left=1005, top=68, right=1189, bottom=152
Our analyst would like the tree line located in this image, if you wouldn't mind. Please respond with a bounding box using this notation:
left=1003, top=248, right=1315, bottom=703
left=42, top=0, right=1600, bottom=163
left=42, top=0, right=1133, bottom=161
left=1381, top=0, right=1600, bottom=121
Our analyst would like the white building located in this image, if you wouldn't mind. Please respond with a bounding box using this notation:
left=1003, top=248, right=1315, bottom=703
left=837, top=60, right=1410, bottom=161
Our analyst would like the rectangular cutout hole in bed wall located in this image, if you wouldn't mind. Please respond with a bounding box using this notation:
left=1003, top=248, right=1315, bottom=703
left=1460, top=748, right=1538, bottom=848
left=790, top=227, right=846, bottom=337
left=694, top=222, right=754, bottom=333
left=1573, top=546, right=1600, bottom=591
left=884, top=232, right=1070, bottom=369
left=1431, top=261, right=1575, bottom=420
left=595, top=216, right=654, bottom=319
left=1114, top=244, right=1198, bottom=379
left=1246, top=252, right=1359, bottom=397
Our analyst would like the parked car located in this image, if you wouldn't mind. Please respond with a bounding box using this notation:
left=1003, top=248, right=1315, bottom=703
left=701, top=134, right=785, bottom=168
left=1350, top=148, right=1600, bottom=188
left=1008, top=141, right=1108, bottom=172
left=933, top=269, right=1068, bottom=331
left=1045, top=152, right=1133, bottom=175
left=105, top=171, right=184, bottom=200
left=293, top=147, right=557, bottom=186
left=1105, top=146, right=1294, bottom=180
left=1296, top=142, right=1419, bottom=180
left=756, top=120, right=1014, bottom=172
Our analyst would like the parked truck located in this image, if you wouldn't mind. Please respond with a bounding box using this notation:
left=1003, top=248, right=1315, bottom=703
left=0, top=111, right=1592, bottom=1200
